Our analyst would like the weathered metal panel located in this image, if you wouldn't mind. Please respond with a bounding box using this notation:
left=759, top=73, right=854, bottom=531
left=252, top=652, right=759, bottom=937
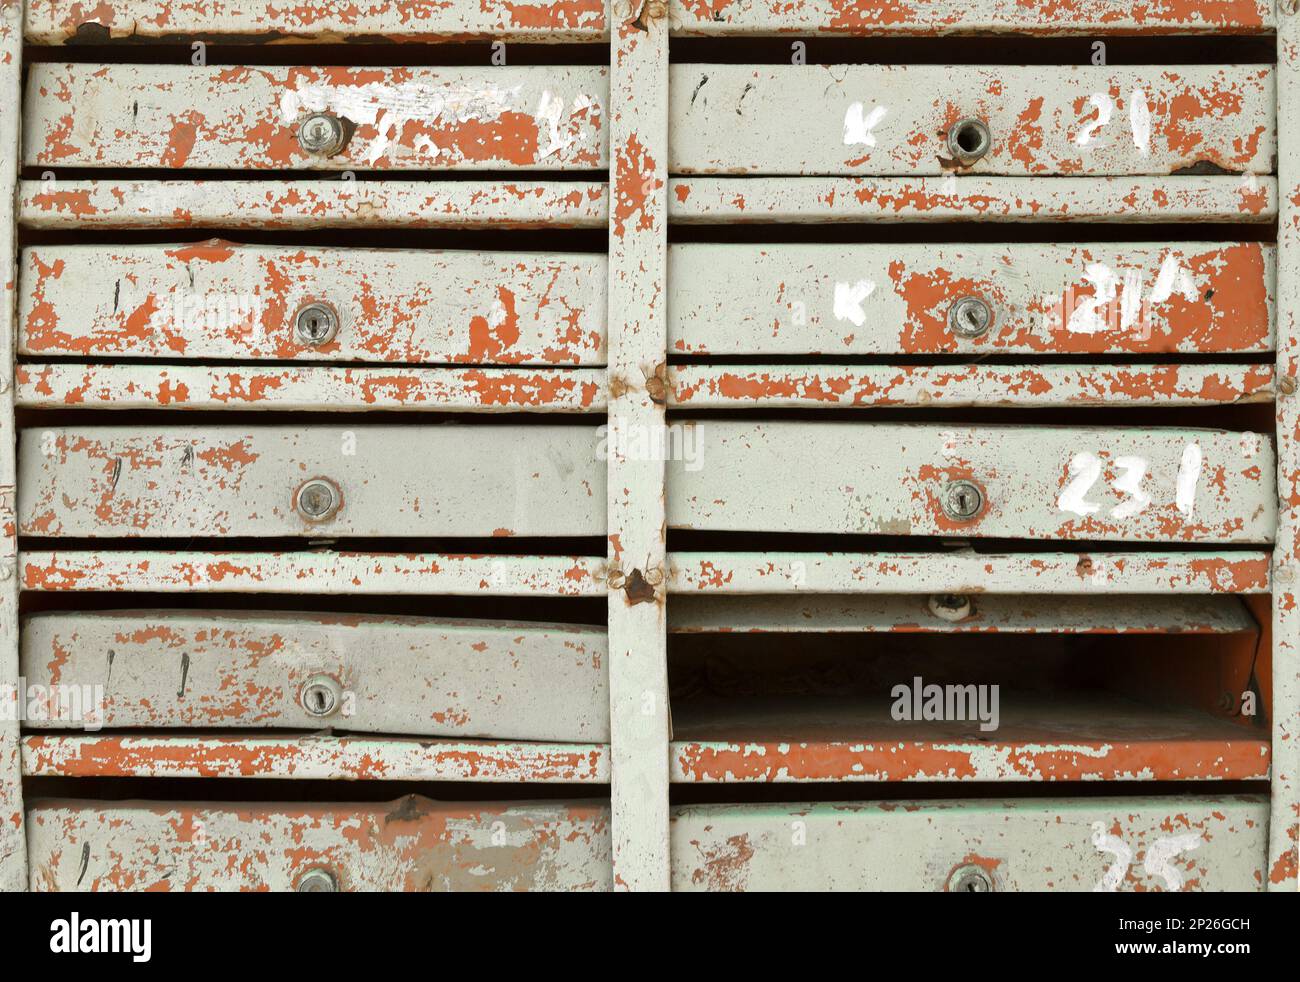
left=25, top=0, right=609, bottom=43
left=668, top=175, right=1277, bottom=223
left=668, top=593, right=1256, bottom=635
left=667, top=423, right=1275, bottom=543
left=606, top=2, right=671, bottom=891
left=26, top=64, right=608, bottom=171
left=671, top=798, right=1269, bottom=892
left=0, top=0, right=23, bottom=893
left=667, top=551, right=1272, bottom=595
left=20, top=244, right=606, bottom=366
left=670, top=695, right=1270, bottom=782
left=20, top=551, right=606, bottom=596
left=23, top=734, right=610, bottom=783
left=19, top=179, right=609, bottom=230
left=671, top=65, right=1275, bottom=176
left=19, top=425, right=604, bottom=538
left=28, top=798, right=613, bottom=891
left=16, top=364, right=606, bottom=413
left=669, top=243, right=1274, bottom=356
left=21, top=611, right=609, bottom=740
left=1271, top=2, right=1300, bottom=891
left=670, top=364, right=1275, bottom=409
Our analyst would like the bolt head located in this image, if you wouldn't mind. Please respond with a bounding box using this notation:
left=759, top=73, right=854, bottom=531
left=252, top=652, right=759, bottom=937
left=928, top=593, right=972, bottom=622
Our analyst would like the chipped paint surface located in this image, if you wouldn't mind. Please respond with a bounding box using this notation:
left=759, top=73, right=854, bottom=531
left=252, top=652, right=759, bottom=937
left=23, top=735, right=610, bottom=783
left=671, top=798, right=1268, bottom=892
left=18, top=426, right=605, bottom=538
left=670, top=696, right=1270, bottom=782
left=666, top=423, right=1275, bottom=543
left=667, top=551, right=1272, bottom=595
left=21, top=611, right=609, bottom=740
left=26, top=65, right=607, bottom=170
left=669, top=243, right=1274, bottom=356
left=20, top=244, right=606, bottom=365
left=19, top=179, right=609, bottom=230
left=27, top=798, right=612, bottom=891
left=17, top=363, right=605, bottom=412
left=672, top=65, right=1274, bottom=176
left=669, top=175, right=1277, bottom=223
left=20, top=550, right=605, bottom=596
left=670, top=364, right=1274, bottom=409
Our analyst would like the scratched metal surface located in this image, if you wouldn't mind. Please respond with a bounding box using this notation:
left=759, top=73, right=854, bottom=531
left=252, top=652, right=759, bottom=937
left=27, top=797, right=613, bottom=891
left=669, top=243, right=1275, bottom=356
left=17, top=426, right=605, bottom=538
left=671, top=65, right=1275, bottom=176
left=25, top=64, right=608, bottom=170
left=21, top=611, right=609, bottom=740
left=671, top=798, right=1269, bottom=891
left=666, top=423, right=1276, bottom=543
left=20, top=243, right=607, bottom=365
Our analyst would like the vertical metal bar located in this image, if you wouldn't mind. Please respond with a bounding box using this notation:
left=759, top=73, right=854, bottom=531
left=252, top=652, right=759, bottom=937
left=0, top=0, right=23, bottom=891
left=606, top=0, right=671, bottom=890
left=1273, top=0, right=1300, bottom=891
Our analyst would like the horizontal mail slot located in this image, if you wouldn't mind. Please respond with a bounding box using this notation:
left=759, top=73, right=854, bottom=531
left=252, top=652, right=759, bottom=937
left=20, top=244, right=606, bottom=365
left=18, top=426, right=604, bottom=538
left=668, top=243, right=1274, bottom=356
left=670, top=65, right=1274, bottom=176
left=26, top=65, right=607, bottom=170
left=21, top=611, right=608, bottom=741
left=671, top=797, right=1267, bottom=890
left=666, top=423, right=1275, bottom=543
left=28, top=797, right=612, bottom=891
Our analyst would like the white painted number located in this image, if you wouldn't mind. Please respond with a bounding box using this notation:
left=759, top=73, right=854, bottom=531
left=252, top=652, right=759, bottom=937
left=1057, top=444, right=1199, bottom=522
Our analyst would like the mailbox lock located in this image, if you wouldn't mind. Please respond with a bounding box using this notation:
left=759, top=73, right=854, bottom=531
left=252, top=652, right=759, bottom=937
left=294, top=301, right=339, bottom=347
left=948, top=296, right=993, bottom=340
left=947, top=117, right=991, bottom=165
left=299, top=674, right=343, bottom=717
left=296, top=866, right=339, bottom=892
left=941, top=481, right=985, bottom=522
left=295, top=478, right=342, bottom=523
left=928, top=594, right=973, bottom=622
left=297, top=112, right=348, bottom=157
left=947, top=864, right=995, bottom=892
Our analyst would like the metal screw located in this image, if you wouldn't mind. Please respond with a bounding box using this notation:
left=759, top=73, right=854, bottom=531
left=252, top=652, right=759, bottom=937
left=948, top=296, right=993, bottom=339
left=295, top=478, right=341, bottom=522
left=1280, top=375, right=1297, bottom=396
left=941, top=481, right=985, bottom=522
left=947, top=117, right=991, bottom=165
left=1283, top=0, right=1299, bottom=15
left=297, top=867, right=338, bottom=892
left=947, top=864, right=995, bottom=892
left=294, top=301, right=339, bottom=347
left=928, top=594, right=972, bottom=622
left=299, top=674, right=342, bottom=717
left=297, top=113, right=347, bottom=157
left=608, top=569, right=626, bottom=590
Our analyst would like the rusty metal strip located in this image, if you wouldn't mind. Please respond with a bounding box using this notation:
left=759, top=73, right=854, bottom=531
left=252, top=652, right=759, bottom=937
left=18, top=179, right=609, bottom=230
left=22, top=735, right=610, bottom=783
left=25, top=0, right=609, bottom=43
left=669, top=695, right=1271, bottom=782
left=672, top=798, right=1270, bottom=892
left=607, top=3, right=670, bottom=891
left=668, top=176, right=1277, bottom=223
left=1272, top=1, right=1300, bottom=892
left=16, top=364, right=607, bottom=413
left=669, top=243, right=1274, bottom=356
left=670, top=364, right=1275, bottom=409
left=672, top=65, right=1274, bottom=177
left=22, top=611, right=610, bottom=740
left=668, top=551, right=1272, bottom=594
left=0, top=0, right=21, bottom=892
left=19, top=551, right=606, bottom=596
left=669, top=0, right=1276, bottom=35
left=27, top=64, right=608, bottom=171
left=26, top=798, right=613, bottom=891
left=667, top=593, right=1258, bottom=635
